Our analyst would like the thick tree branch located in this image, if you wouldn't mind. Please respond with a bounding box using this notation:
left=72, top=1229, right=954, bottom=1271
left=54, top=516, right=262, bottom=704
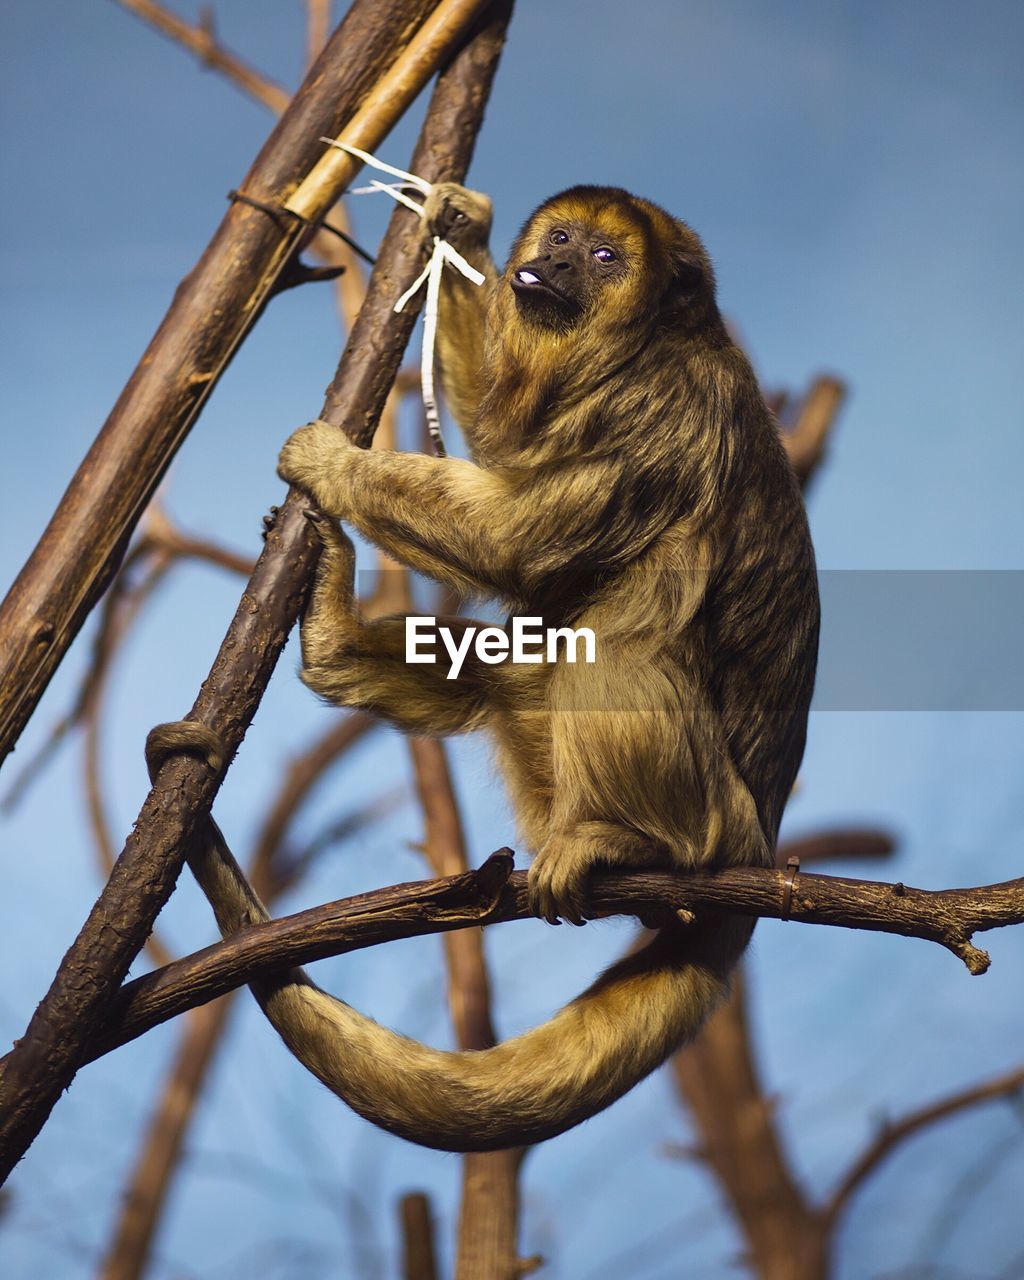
left=670, top=973, right=829, bottom=1280
left=0, top=1, right=511, bottom=1182
left=665, top=828, right=897, bottom=1280
left=55, top=859, right=1024, bottom=1069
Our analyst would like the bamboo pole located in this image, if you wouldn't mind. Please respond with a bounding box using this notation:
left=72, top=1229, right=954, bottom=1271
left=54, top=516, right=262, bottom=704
left=286, top=0, right=492, bottom=220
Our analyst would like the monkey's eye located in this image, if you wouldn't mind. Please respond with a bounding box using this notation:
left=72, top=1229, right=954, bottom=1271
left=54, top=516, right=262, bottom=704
left=550, top=229, right=569, bottom=245
left=452, top=210, right=467, bottom=224
left=593, top=247, right=616, bottom=264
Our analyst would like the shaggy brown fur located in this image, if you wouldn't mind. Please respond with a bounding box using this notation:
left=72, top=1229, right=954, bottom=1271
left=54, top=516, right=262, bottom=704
left=150, top=182, right=819, bottom=1152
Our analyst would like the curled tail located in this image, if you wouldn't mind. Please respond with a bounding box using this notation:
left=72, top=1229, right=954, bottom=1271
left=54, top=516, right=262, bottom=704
left=148, top=722, right=752, bottom=1152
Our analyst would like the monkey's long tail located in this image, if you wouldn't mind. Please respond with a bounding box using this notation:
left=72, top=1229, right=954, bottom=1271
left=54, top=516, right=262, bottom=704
left=151, top=723, right=752, bottom=1153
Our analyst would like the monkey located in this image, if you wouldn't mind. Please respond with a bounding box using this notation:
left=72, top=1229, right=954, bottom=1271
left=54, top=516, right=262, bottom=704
left=147, top=180, right=819, bottom=1152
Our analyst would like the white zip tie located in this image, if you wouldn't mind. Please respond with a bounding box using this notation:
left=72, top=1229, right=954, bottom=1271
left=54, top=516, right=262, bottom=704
left=366, top=177, right=425, bottom=217
left=319, top=138, right=432, bottom=195
left=350, top=180, right=422, bottom=196
left=319, top=138, right=486, bottom=456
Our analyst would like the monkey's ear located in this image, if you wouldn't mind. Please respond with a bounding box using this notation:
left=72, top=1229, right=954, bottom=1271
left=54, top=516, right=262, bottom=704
left=668, top=248, right=705, bottom=297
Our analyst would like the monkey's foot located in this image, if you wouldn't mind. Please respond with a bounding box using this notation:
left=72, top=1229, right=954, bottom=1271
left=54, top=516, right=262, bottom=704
left=303, top=508, right=356, bottom=592
left=529, top=824, right=671, bottom=927
left=261, top=504, right=280, bottom=540
left=528, top=833, right=602, bottom=927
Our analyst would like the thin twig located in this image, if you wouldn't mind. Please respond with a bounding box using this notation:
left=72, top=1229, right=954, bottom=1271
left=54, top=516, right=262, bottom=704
left=83, top=549, right=177, bottom=970
left=142, top=505, right=255, bottom=578
left=783, top=375, right=847, bottom=484
left=306, top=0, right=333, bottom=71
left=822, top=1063, right=1024, bottom=1230
left=0, top=539, right=153, bottom=813
left=249, top=715, right=377, bottom=896
left=114, top=0, right=291, bottom=112
left=778, top=828, right=895, bottom=865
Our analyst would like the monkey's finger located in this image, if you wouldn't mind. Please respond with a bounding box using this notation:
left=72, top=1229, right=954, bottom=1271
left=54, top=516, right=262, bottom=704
left=545, top=860, right=592, bottom=927
left=554, top=880, right=588, bottom=927
left=527, top=872, right=563, bottom=927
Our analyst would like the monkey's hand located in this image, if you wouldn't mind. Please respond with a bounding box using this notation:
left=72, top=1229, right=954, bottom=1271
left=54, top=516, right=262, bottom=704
left=278, top=419, right=356, bottom=510
left=423, top=182, right=493, bottom=252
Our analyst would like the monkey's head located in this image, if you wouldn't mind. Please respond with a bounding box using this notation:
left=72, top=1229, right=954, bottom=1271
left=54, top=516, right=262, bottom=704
left=505, top=186, right=718, bottom=336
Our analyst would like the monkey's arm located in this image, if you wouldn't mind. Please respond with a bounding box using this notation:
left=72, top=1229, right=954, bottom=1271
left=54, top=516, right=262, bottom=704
left=422, top=183, right=498, bottom=435
left=279, top=422, right=666, bottom=603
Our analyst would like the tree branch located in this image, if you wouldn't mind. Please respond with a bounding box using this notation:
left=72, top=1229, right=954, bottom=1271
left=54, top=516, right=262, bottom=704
left=60, top=858, right=1024, bottom=1069
left=0, top=0, right=510, bottom=1183
left=114, top=0, right=291, bottom=112
left=665, top=828, right=897, bottom=1280
left=822, top=1063, right=1024, bottom=1231
left=782, top=375, right=847, bottom=484
left=98, top=996, right=234, bottom=1280
left=670, top=972, right=829, bottom=1280
left=401, top=1191, right=440, bottom=1280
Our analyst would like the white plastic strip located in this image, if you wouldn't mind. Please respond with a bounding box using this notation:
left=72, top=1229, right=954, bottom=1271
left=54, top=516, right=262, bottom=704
left=320, top=140, right=487, bottom=455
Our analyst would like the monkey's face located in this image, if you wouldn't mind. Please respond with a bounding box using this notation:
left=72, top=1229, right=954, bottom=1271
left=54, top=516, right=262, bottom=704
left=510, top=220, right=625, bottom=329
left=506, top=187, right=716, bottom=335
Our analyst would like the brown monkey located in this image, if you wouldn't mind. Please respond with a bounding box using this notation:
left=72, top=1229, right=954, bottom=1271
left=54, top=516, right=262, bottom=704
left=148, top=182, right=818, bottom=1152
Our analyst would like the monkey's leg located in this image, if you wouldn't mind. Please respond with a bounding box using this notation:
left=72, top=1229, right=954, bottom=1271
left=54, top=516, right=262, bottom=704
left=529, top=653, right=723, bottom=925
left=300, top=512, right=492, bottom=736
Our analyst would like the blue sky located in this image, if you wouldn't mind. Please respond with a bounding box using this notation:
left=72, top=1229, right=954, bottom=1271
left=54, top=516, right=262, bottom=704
left=1, top=3, right=1023, bottom=1277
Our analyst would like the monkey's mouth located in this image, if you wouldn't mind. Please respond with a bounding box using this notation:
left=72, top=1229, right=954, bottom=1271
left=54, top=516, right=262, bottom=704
left=510, top=268, right=571, bottom=305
